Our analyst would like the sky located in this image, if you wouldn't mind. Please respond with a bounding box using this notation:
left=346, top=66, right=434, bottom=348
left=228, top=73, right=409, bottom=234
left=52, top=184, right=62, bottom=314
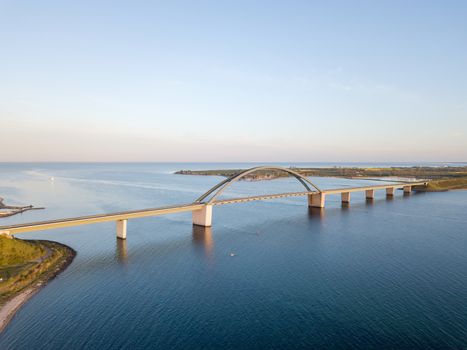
left=1, top=0, right=466, bottom=162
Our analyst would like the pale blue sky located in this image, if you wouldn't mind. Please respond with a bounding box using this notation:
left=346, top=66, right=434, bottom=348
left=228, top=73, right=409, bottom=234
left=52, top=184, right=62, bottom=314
left=1, top=0, right=466, bottom=162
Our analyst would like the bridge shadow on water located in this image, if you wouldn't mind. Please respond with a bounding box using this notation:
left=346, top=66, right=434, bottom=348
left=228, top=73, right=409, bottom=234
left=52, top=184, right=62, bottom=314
left=112, top=191, right=426, bottom=264
left=307, top=207, right=326, bottom=219
left=116, top=238, right=128, bottom=264
left=192, top=225, right=214, bottom=259
left=110, top=224, right=215, bottom=266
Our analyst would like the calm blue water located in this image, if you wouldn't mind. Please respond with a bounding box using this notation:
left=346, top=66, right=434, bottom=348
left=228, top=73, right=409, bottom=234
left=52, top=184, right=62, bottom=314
left=0, top=163, right=466, bottom=349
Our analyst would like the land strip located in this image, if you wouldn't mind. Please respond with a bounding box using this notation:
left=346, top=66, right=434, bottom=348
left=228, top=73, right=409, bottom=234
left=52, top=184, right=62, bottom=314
left=175, top=166, right=467, bottom=191
left=0, top=235, right=75, bottom=332
left=0, top=197, right=44, bottom=218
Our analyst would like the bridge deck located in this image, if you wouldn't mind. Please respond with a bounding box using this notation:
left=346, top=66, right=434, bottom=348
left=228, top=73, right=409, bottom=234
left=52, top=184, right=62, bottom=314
left=214, top=191, right=313, bottom=205
left=0, top=181, right=427, bottom=235
left=0, top=203, right=204, bottom=234
left=322, top=181, right=427, bottom=194
left=214, top=181, right=427, bottom=205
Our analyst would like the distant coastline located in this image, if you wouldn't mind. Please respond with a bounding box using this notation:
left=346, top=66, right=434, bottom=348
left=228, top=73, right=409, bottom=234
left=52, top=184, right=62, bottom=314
left=175, top=166, right=467, bottom=191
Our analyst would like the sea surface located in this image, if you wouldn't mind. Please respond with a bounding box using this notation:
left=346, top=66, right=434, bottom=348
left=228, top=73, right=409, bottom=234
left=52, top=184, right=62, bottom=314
left=0, top=162, right=466, bottom=349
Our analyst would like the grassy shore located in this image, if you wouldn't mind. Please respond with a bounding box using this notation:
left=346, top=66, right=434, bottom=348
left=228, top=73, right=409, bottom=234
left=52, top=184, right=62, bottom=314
left=0, top=235, right=75, bottom=332
left=414, top=177, right=467, bottom=191
left=175, top=166, right=467, bottom=191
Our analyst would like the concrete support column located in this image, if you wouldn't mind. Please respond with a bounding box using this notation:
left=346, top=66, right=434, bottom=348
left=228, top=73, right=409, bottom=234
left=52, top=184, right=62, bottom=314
left=365, top=189, right=375, bottom=200
left=116, top=219, right=127, bottom=240
left=341, top=192, right=350, bottom=204
left=308, top=193, right=325, bottom=208
left=403, top=185, right=412, bottom=194
left=386, top=187, right=395, bottom=197
left=193, top=205, right=213, bottom=227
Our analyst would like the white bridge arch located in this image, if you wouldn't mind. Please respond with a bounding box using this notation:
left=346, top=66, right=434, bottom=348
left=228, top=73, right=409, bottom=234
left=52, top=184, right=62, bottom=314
left=194, top=166, right=322, bottom=205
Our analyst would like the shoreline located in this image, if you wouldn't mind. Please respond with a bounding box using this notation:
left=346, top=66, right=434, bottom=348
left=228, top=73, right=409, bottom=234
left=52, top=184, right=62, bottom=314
left=0, top=287, right=38, bottom=333
left=0, top=240, right=76, bottom=333
left=0, top=197, right=44, bottom=218
left=175, top=167, right=467, bottom=191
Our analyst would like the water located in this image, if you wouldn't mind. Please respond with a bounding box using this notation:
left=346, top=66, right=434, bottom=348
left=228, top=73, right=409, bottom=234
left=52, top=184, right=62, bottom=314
left=0, top=163, right=466, bottom=349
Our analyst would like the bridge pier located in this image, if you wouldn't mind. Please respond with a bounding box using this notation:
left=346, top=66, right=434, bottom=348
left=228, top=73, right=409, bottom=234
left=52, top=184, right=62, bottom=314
left=365, top=189, right=375, bottom=200
left=308, top=193, right=325, bottom=208
left=116, top=219, right=127, bottom=240
left=192, top=205, right=212, bottom=227
left=386, top=187, right=395, bottom=197
left=341, top=192, right=350, bottom=204
left=403, top=185, right=412, bottom=194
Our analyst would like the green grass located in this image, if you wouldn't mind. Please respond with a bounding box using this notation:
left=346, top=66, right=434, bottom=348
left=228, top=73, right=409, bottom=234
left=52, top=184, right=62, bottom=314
left=0, top=236, right=44, bottom=266
left=0, top=236, right=75, bottom=305
left=419, top=177, right=467, bottom=191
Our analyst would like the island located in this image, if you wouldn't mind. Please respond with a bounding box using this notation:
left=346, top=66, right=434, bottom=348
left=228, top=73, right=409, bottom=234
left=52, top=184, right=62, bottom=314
left=0, top=233, right=75, bottom=332
left=175, top=166, right=467, bottom=191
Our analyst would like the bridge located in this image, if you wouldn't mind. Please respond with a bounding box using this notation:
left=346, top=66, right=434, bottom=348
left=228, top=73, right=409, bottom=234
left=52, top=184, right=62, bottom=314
left=0, top=166, right=428, bottom=239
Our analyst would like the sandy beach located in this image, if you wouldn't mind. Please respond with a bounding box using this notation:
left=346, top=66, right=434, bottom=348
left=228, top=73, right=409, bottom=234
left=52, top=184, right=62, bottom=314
left=0, top=287, right=38, bottom=333
left=0, top=239, right=76, bottom=334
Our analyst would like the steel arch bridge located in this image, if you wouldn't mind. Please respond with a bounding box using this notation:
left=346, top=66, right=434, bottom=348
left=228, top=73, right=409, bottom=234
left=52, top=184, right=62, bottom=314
left=0, top=166, right=427, bottom=237
left=194, top=166, right=322, bottom=204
